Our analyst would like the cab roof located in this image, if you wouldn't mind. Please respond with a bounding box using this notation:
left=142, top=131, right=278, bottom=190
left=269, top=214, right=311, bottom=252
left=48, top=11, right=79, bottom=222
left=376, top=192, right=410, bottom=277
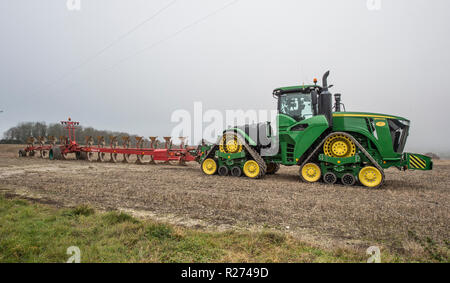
left=273, top=85, right=322, bottom=96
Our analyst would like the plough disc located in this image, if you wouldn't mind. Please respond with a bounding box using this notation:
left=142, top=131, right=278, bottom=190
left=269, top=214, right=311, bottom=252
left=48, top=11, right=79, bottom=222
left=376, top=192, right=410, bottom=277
left=135, top=137, right=147, bottom=164
left=97, top=136, right=108, bottom=162
left=38, top=136, right=47, bottom=158
left=40, top=150, right=48, bottom=158
left=122, top=136, right=133, bottom=163
left=148, top=136, right=159, bottom=164
left=110, top=136, right=119, bottom=163
left=163, top=137, right=172, bottom=164
left=85, top=136, right=96, bottom=162
left=48, top=136, right=57, bottom=145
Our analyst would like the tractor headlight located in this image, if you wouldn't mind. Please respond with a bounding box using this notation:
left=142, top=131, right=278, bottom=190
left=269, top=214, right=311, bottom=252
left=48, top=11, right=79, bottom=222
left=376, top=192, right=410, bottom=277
left=388, top=119, right=410, bottom=153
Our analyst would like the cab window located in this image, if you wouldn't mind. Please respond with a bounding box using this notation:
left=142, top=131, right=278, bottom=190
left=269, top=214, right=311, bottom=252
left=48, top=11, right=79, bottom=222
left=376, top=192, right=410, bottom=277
left=278, top=93, right=313, bottom=121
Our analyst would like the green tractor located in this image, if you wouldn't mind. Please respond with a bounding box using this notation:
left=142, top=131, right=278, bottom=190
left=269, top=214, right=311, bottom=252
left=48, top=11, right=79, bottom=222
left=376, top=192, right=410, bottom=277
left=198, top=71, right=432, bottom=188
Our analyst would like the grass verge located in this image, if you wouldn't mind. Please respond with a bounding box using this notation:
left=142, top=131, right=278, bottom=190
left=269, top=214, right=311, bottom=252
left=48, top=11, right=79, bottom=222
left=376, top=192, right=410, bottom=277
left=0, top=196, right=409, bottom=263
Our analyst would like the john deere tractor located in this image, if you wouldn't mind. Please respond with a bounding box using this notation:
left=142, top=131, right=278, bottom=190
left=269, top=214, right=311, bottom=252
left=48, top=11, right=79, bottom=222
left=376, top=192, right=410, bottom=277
left=199, top=71, right=432, bottom=188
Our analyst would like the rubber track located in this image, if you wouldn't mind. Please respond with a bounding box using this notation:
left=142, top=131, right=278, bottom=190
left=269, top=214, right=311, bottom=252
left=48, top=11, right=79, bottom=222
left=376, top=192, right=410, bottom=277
left=300, top=132, right=385, bottom=188
left=204, top=144, right=218, bottom=160
left=206, top=131, right=267, bottom=178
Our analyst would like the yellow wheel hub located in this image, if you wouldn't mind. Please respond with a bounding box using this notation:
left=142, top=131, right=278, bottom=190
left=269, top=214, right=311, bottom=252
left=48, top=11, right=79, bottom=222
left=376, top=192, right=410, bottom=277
left=301, top=163, right=321, bottom=182
left=202, top=158, right=217, bottom=175
left=243, top=160, right=260, bottom=178
left=226, top=139, right=239, bottom=153
left=219, top=134, right=242, bottom=154
left=331, top=141, right=348, bottom=156
left=324, top=134, right=356, bottom=158
left=358, top=166, right=383, bottom=188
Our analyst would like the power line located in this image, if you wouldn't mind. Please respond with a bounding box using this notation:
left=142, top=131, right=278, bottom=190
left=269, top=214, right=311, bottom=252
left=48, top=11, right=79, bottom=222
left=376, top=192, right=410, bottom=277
left=41, top=0, right=239, bottom=96
left=35, top=0, right=178, bottom=95
left=103, top=0, right=239, bottom=72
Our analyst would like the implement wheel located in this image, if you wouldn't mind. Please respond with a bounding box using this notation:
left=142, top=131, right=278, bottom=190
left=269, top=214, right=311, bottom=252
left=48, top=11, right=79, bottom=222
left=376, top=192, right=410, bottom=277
left=202, top=158, right=217, bottom=175
left=243, top=160, right=260, bottom=179
left=18, top=150, right=27, bottom=157
left=49, top=146, right=62, bottom=160
left=300, top=163, right=321, bottom=183
left=323, top=134, right=356, bottom=158
left=76, top=151, right=87, bottom=160
left=358, top=166, right=383, bottom=188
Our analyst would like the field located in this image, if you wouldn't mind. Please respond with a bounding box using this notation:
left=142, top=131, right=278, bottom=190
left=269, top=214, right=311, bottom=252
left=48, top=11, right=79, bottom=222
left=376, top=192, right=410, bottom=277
left=0, top=144, right=448, bottom=262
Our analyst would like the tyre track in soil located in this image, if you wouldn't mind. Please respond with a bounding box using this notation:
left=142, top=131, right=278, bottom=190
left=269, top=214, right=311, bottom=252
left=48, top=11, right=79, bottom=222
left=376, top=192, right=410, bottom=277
left=0, top=144, right=449, bottom=256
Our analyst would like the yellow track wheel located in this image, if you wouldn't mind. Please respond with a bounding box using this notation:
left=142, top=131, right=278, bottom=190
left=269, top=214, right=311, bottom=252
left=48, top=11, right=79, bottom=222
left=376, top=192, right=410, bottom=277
left=243, top=160, right=260, bottom=178
left=323, top=134, right=356, bottom=158
left=358, top=166, right=383, bottom=188
left=301, top=163, right=321, bottom=183
left=202, top=158, right=217, bottom=175
left=219, top=133, right=242, bottom=154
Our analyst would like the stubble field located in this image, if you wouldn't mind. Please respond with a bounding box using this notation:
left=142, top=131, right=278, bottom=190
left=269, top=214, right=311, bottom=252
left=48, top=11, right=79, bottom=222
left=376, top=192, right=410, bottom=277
left=0, top=144, right=448, bottom=261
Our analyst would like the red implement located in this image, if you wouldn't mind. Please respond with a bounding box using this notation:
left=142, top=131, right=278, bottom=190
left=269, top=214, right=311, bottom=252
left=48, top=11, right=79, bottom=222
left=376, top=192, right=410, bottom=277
left=19, top=118, right=199, bottom=164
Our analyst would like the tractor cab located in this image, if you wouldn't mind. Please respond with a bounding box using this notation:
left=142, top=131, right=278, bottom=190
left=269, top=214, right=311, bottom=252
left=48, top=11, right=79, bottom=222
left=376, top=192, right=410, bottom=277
left=273, top=85, right=321, bottom=122
left=273, top=71, right=338, bottom=127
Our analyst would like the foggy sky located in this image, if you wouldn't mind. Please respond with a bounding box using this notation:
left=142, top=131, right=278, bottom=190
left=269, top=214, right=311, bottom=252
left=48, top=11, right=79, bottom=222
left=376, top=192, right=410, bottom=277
left=1, top=0, right=449, bottom=153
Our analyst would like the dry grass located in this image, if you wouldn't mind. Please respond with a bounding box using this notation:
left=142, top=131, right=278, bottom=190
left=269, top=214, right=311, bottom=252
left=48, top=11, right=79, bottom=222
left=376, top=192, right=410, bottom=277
left=0, top=144, right=448, bottom=261
left=1, top=196, right=369, bottom=262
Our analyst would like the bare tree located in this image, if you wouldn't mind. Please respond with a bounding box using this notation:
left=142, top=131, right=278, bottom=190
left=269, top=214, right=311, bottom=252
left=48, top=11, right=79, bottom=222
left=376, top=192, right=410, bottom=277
left=2, top=121, right=133, bottom=144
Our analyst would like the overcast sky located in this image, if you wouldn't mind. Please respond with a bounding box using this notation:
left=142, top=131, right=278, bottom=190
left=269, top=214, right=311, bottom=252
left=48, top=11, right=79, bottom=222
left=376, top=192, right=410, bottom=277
left=1, top=0, right=449, bottom=152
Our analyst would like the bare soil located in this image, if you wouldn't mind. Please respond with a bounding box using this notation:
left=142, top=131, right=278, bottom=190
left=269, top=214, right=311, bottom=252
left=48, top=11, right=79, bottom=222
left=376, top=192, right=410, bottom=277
left=1, top=144, right=448, bottom=259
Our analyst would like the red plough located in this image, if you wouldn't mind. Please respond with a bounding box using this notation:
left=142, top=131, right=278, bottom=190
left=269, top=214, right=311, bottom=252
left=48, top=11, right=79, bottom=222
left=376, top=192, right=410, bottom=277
left=19, top=118, right=200, bottom=165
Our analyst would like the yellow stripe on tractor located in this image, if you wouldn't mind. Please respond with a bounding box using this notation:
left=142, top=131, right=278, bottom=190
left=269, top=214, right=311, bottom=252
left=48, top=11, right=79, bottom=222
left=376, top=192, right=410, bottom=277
left=405, top=153, right=433, bottom=170
left=332, top=113, right=397, bottom=119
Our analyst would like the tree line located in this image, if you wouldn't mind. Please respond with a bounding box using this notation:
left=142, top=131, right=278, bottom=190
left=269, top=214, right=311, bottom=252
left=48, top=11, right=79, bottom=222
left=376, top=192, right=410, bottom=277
left=1, top=121, right=133, bottom=145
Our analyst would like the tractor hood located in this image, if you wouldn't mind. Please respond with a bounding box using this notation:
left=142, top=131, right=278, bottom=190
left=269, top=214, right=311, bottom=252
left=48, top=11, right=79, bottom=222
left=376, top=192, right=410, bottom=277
left=332, top=112, right=409, bottom=121
left=332, top=111, right=411, bottom=155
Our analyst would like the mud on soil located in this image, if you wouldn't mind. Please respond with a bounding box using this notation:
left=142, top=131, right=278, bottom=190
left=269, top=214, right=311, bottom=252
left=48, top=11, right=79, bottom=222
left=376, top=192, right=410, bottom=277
left=0, top=144, right=448, bottom=259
